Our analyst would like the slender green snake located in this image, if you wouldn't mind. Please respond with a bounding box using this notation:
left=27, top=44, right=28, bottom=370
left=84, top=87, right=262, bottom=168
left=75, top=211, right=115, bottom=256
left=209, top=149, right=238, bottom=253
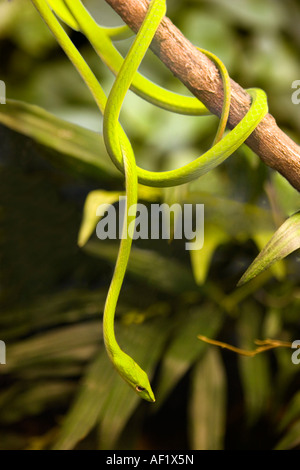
left=30, top=0, right=268, bottom=402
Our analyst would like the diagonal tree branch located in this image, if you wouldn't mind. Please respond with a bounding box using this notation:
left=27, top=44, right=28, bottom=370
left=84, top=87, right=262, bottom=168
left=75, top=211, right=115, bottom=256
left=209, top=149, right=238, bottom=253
left=105, top=0, right=300, bottom=192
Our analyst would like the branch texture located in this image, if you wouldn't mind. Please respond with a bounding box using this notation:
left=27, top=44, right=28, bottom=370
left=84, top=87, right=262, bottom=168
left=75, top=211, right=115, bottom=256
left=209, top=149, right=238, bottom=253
left=105, top=0, right=300, bottom=192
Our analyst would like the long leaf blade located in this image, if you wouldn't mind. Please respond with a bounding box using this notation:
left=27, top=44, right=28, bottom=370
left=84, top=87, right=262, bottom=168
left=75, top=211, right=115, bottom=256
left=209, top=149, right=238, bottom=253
left=53, top=319, right=169, bottom=450
left=238, top=211, right=300, bottom=286
left=237, top=304, right=271, bottom=424
left=84, top=241, right=196, bottom=294
left=52, top=350, right=115, bottom=450
left=0, top=99, right=119, bottom=182
left=188, top=349, right=226, bottom=450
left=154, top=304, right=224, bottom=407
left=78, top=190, right=124, bottom=247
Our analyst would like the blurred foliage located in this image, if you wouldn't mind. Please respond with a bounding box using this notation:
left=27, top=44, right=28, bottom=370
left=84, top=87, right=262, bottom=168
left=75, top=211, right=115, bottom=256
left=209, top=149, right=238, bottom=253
left=0, top=0, right=300, bottom=450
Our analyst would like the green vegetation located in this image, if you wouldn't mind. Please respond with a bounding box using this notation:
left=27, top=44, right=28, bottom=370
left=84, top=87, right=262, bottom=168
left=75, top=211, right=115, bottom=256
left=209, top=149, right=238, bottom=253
left=0, top=0, right=299, bottom=450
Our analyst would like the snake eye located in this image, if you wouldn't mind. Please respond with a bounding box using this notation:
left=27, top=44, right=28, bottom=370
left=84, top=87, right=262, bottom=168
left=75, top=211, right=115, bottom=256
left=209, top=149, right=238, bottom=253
left=136, top=385, right=145, bottom=393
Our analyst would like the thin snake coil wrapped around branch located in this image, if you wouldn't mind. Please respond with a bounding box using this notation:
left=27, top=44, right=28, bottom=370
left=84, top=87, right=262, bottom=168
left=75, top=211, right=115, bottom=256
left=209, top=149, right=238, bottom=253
left=30, top=0, right=268, bottom=401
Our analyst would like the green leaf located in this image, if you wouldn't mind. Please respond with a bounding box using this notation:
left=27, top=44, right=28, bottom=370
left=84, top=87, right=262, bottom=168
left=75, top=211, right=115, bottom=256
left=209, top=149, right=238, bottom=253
left=78, top=185, right=163, bottom=248
left=53, top=319, right=168, bottom=450
left=0, top=290, right=108, bottom=340
left=3, top=322, right=101, bottom=372
left=53, top=350, right=115, bottom=450
left=0, top=381, right=75, bottom=424
left=188, top=348, right=226, bottom=450
left=187, top=190, right=276, bottom=239
left=78, top=190, right=124, bottom=247
left=190, top=224, right=230, bottom=285
left=252, top=231, right=286, bottom=281
left=0, top=99, right=120, bottom=182
left=84, top=241, right=197, bottom=294
left=154, top=304, right=224, bottom=407
left=238, top=211, right=300, bottom=286
left=237, top=304, right=271, bottom=424
left=275, top=420, right=300, bottom=450
left=271, top=172, right=300, bottom=216
left=277, top=391, right=300, bottom=433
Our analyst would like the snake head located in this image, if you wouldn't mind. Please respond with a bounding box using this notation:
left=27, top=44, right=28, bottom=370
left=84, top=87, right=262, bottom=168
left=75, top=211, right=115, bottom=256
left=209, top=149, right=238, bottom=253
left=114, top=351, right=155, bottom=402
left=134, top=377, right=156, bottom=403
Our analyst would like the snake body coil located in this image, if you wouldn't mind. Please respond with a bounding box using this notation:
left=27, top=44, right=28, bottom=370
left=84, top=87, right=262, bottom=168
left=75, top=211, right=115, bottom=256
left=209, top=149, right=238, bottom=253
left=31, top=0, right=268, bottom=402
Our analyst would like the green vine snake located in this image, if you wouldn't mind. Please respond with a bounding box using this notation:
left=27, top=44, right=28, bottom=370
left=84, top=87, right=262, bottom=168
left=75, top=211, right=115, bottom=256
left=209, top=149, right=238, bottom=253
left=30, top=0, right=268, bottom=402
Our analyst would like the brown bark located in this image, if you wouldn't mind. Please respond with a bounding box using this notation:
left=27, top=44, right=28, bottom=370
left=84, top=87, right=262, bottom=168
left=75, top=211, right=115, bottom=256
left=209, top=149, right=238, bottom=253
left=105, top=0, right=300, bottom=192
